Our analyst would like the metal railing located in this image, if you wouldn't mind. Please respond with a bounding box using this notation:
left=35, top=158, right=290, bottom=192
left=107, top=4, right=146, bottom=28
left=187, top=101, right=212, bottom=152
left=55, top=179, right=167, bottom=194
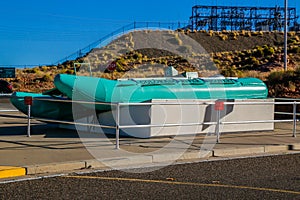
left=53, top=21, right=188, bottom=65
left=0, top=97, right=299, bottom=149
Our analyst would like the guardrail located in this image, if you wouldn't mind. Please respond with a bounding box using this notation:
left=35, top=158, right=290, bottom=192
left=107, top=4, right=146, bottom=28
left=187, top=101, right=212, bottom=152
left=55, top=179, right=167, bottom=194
left=0, top=97, right=299, bottom=149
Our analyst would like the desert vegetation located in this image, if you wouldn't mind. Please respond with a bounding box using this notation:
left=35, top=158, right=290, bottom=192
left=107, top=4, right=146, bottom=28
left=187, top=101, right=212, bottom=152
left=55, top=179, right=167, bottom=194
left=4, top=30, right=300, bottom=98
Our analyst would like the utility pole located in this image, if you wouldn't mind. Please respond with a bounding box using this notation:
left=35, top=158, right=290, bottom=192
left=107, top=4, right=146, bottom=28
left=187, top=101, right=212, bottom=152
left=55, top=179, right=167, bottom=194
left=284, top=0, right=288, bottom=71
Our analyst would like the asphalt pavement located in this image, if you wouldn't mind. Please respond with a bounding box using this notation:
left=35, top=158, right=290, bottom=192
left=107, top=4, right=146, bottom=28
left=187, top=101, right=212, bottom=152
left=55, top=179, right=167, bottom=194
left=1, top=154, right=299, bottom=199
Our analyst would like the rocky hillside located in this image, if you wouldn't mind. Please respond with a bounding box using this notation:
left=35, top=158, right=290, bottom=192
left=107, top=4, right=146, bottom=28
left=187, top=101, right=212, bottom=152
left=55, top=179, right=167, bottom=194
left=188, top=30, right=285, bottom=53
left=6, top=30, right=300, bottom=98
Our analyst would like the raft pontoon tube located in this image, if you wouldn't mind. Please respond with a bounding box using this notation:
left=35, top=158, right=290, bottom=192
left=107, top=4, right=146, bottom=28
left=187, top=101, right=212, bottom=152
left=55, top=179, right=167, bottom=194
left=10, top=92, right=74, bottom=121
left=11, top=74, right=268, bottom=120
left=54, top=74, right=268, bottom=111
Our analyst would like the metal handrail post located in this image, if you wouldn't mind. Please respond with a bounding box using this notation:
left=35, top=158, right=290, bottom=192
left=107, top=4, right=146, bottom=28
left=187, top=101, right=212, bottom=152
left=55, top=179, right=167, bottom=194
left=24, top=96, right=33, bottom=137
left=27, top=105, right=31, bottom=137
left=216, top=110, right=221, bottom=143
left=214, top=100, right=224, bottom=143
left=293, top=101, right=297, bottom=137
left=115, top=103, right=120, bottom=149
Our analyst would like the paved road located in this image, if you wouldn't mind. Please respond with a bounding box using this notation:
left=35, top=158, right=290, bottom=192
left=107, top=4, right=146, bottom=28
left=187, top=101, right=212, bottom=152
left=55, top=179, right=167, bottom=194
left=1, top=154, right=300, bottom=199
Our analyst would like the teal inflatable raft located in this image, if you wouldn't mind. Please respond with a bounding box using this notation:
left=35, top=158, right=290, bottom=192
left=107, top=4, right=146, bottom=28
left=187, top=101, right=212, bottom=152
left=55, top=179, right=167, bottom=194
left=11, top=74, right=268, bottom=120
left=54, top=74, right=268, bottom=111
left=10, top=92, right=74, bottom=121
left=10, top=90, right=98, bottom=121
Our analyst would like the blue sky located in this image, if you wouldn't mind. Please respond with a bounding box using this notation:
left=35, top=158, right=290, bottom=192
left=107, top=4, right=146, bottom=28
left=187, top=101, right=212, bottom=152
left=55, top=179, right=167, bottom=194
left=0, top=0, right=299, bottom=66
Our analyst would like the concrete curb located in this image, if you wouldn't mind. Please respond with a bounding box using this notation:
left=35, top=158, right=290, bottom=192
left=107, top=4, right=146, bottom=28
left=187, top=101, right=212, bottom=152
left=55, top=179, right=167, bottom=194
left=95, top=155, right=154, bottom=169
left=213, top=147, right=265, bottom=157
left=179, top=150, right=213, bottom=160
left=264, top=145, right=289, bottom=153
left=213, top=145, right=293, bottom=157
left=290, top=143, right=300, bottom=150
left=1, top=144, right=299, bottom=178
left=26, top=161, right=86, bottom=175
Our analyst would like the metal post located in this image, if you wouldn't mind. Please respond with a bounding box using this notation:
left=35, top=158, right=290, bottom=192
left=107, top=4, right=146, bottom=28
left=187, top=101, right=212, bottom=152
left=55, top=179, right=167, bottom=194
left=293, top=101, right=297, bottom=137
left=27, top=104, right=31, bottom=137
left=216, top=110, right=221, bottom=143
left=115, top=103, right=120, bottom=149
left=214, top=100, right=224, bottom=143
left=284, top=0, right=288, bottom=71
